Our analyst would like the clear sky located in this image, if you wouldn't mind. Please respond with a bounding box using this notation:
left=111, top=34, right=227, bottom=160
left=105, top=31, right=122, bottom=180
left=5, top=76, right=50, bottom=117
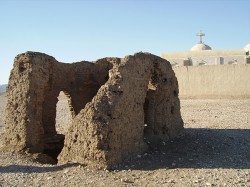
left=0, top=0, right=250, bottom=84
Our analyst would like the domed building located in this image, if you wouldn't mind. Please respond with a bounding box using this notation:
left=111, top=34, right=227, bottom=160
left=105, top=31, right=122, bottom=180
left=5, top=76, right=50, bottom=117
left=190, top=43, right=212, bottom=51
left=190, top=31, right=212, bottom=51
left=244, top=44, right=250, bottom=53
left=161, top=31, right=250, bottom=66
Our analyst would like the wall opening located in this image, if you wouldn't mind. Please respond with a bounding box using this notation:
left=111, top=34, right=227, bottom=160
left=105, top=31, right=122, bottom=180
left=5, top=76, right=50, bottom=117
left=143, top=80, right=157, bottom=146
left=56, top=91, right=74, bottom=135
left=43, top=70, right=112, bottom=163
left=42, top=63, right=112, bottom=163
left=43, top=91, right=74, bottom=163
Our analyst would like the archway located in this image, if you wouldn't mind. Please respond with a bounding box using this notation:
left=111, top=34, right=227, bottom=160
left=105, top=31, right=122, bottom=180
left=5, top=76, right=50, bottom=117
left=56, top=91, right=74, bottom=135
left=42, top=91, right=74, bottom=162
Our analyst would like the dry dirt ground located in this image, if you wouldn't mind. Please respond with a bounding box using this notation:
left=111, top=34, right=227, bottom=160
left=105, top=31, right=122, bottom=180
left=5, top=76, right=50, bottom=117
left=0, top=93, right=249, bottom=187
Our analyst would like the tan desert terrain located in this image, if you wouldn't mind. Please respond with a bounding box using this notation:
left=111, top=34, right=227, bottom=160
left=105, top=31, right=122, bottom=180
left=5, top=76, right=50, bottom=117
left=0, top=93, right=249, bottom=187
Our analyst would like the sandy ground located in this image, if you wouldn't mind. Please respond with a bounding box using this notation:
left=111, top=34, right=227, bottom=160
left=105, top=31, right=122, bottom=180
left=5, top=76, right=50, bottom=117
left=0, top=93, right=249, bottom=187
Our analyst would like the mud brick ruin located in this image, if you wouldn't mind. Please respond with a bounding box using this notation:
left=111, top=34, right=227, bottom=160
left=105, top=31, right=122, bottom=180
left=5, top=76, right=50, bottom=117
left=1, top=51, right=183, bottom=169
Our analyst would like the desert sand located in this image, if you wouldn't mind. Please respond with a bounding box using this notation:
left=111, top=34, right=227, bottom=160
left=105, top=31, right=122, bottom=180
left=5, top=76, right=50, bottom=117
left=0, top=93, right=249, bottom=186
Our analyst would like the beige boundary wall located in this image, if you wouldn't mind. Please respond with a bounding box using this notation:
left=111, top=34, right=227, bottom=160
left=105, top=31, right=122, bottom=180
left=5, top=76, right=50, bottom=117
left=173, top=64, right=250, bottom=98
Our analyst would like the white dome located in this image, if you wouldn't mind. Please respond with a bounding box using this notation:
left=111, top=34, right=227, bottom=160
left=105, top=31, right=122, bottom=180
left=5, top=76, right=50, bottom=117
left=190, top=43, right=212, bottom=51
left=244, top=44, right=250, bottom=52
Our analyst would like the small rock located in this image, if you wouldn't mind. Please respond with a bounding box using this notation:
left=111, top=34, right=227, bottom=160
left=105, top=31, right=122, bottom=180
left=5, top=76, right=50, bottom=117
left=121, top=178, right=134, bottom=183
left=64, top=169, right=69, bottom=174
left=167, top=179, right=175, bottom=183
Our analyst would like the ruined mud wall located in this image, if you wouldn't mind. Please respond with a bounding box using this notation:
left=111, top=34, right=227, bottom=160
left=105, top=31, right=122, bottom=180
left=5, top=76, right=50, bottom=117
left=173, top=64, right=250, bottom=98
left=1, top=52, right=183, bottom=169
left=2, top=52, right=112, bottom=153
left=58, top=53, right=183, bottom=168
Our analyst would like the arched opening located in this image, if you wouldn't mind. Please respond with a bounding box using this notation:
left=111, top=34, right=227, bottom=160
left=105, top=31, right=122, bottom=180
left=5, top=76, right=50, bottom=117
left=56, top=91, right=74, bottom=135
left=43, top=91, right=74, bottom=163
left=143, top=79, right=158, bottom=145
left=42, top=62, right=113, bottom=163
left=143, top=64, right=175, bottom=146
left=42, top=91, right=74, bottom=163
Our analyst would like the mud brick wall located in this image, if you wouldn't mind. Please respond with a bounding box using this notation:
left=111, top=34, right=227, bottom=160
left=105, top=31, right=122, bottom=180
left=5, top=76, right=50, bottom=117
left=1, top=52, right=183, bottom=169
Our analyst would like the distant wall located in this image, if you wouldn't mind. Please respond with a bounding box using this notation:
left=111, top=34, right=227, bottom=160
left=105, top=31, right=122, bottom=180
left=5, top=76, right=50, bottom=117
left=0, top=84, right=7, bottom=93
left=173, top=64, right=250, bottom=98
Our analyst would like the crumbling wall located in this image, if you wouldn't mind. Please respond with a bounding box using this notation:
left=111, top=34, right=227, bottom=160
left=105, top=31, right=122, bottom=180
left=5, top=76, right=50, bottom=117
left=1, top=51, right=183, bottom=169
left=58, top=53, right=183, bottom=168
left=1, top=52, right=112, bottom=154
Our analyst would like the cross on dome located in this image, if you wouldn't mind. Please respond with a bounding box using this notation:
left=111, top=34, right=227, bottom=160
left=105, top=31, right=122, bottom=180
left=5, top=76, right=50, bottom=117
left=196, top=30, right=205, bottom=44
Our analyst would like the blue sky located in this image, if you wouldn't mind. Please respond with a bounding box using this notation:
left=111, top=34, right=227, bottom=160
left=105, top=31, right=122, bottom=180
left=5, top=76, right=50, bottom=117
left=0, top=0, right=250, bottom=84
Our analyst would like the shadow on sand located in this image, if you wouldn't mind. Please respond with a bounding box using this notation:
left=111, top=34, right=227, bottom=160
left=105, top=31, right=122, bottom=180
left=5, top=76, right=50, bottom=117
left=117, top=128, right=250, bottom=170
left=0, top=163, right=80, bottom=174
